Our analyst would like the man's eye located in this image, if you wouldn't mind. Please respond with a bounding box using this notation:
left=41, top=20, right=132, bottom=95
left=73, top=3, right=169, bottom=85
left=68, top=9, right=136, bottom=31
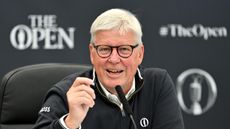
left=98, top=47, right=110, bottom=52
left=119, top=47, right=131, bottom=52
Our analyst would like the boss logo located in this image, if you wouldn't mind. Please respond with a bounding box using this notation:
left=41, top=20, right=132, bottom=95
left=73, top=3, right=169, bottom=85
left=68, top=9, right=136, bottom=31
left=39, top=106, right=50, bottom=113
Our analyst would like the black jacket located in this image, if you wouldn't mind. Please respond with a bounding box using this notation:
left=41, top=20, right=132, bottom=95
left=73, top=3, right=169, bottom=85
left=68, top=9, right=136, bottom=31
left=32, top=67, right=184, bottom=129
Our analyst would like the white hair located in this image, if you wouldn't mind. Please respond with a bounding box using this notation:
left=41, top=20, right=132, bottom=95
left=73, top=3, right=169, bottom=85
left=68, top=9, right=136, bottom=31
left=90, top=8, right=143, bottom=44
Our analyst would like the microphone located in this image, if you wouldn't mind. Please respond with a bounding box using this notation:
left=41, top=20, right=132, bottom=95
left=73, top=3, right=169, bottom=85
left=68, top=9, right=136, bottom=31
left=115, top=85, right=137, bottom=129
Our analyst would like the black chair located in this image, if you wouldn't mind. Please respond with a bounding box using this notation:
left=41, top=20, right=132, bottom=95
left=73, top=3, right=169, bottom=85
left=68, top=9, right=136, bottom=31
left=0, top=63, right=91, bottom=129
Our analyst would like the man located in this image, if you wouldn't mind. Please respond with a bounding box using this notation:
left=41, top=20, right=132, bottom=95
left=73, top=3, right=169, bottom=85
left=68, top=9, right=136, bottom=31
left=33, top=8, right=184, bottom=129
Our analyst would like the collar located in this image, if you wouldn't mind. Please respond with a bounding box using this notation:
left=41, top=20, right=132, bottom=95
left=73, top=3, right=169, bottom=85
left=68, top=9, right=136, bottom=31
left=92, top=68, right=142, bottom=106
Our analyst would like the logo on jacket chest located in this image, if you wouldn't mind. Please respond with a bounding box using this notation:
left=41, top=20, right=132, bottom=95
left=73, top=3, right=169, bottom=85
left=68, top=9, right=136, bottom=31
left=139, top=117, right=149, bottom=127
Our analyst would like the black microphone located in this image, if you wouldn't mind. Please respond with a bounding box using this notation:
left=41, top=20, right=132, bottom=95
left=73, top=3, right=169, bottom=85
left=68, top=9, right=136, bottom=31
left=115, top=85, right=137, bottom=129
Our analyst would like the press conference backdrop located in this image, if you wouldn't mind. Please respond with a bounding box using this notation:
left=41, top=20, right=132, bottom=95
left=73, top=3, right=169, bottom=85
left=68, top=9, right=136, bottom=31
left=0, top=0, right=229, bottom=129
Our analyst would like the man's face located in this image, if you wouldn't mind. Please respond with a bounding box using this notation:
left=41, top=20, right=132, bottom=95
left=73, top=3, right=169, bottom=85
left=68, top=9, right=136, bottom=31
left=89, top=29, right=144, bottom=93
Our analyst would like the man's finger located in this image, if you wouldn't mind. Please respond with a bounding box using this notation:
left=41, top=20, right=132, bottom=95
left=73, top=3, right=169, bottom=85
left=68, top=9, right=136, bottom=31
left=72, top=77, right=94, bottom=87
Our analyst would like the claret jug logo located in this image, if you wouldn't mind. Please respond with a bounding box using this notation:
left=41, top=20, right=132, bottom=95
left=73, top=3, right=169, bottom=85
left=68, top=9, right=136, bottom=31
left=10, top=15, right=75, bottom=50
left=176, top=68, right=217, bottom=115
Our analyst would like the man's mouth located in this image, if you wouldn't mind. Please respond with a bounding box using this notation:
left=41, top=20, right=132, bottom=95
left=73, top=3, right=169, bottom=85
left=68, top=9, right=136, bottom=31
left=106, top=69, right=124, bottom=74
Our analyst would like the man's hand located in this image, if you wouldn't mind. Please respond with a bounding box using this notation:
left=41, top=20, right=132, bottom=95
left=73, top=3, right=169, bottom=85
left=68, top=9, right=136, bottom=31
left=65, top=77, right=95, bottom=129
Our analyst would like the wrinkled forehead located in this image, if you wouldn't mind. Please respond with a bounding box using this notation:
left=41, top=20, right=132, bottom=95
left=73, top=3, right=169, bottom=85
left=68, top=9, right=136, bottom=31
left=94, top=29, right=137, bottom=40
left=93, top=29, right=138, bottom=45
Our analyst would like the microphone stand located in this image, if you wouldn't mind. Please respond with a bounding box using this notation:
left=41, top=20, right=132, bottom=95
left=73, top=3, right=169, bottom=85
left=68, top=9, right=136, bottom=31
left=130, top=114, right=138, bottom=129
left=115, top=85, right=138, bottom=129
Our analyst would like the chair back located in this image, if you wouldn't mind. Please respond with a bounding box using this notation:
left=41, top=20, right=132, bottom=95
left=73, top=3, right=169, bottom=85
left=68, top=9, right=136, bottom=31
left=0, top=63, right=91, bottom=129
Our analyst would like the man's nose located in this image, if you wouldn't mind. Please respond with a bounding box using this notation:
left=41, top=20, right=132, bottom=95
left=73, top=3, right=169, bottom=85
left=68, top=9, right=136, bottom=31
left=108, top=48, right=121, bottom=63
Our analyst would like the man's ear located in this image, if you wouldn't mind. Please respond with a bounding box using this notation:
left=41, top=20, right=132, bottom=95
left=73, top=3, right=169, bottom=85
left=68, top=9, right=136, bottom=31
left=89, top=44, right=95, bottom=65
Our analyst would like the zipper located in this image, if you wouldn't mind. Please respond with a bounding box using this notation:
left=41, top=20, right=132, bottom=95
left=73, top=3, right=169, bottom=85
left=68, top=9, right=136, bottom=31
left=119, top=104, right=126, bottom=117
left=127, top=79, right=145, bottom=101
